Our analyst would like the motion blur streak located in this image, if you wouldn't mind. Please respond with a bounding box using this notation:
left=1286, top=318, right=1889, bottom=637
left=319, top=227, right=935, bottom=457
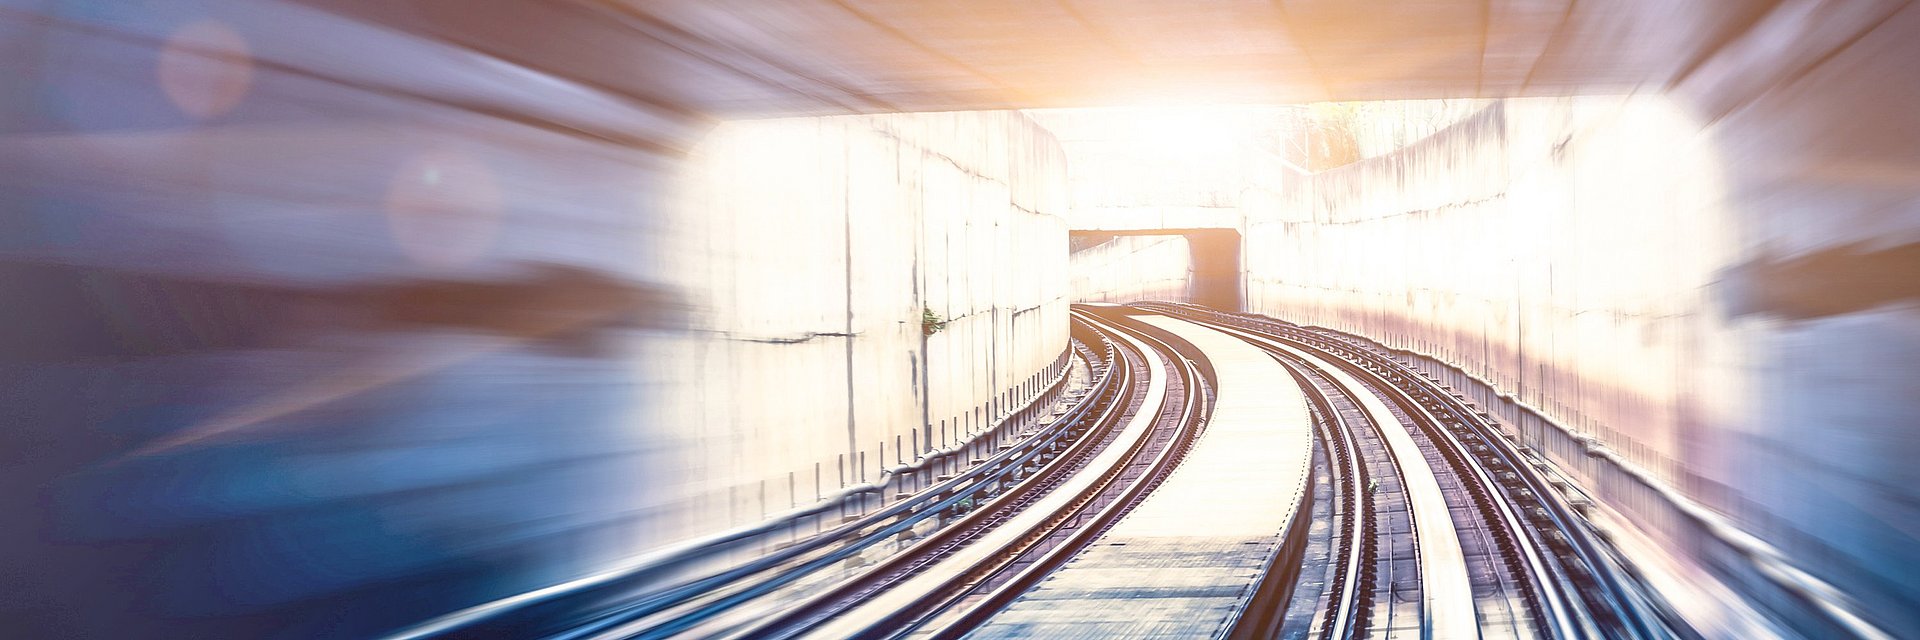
left=3, top=2, right=690, bottom=636
left=3, top=1, right=1918, bottom=638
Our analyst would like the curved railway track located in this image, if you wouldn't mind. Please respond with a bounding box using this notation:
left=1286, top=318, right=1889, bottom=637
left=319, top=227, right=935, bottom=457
left=1277, top=351, right=1411, bottom=639
left=770, top=308, right=1215, bottom=640
left=1143, top=302, right=1681, bottom=640
left=1176, top=311, right=1484, bottom=638
left=390, top=302, right=1684, bottom=640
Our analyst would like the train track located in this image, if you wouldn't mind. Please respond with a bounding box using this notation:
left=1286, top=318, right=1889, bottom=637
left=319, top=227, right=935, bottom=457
left=593, top=303, right=1676, bottom=639
left=759, top=308, right=1214, bottom=639
left=394, top=302, right=1684, bottom=640
left=1169, top=310, right=1482, bottom=638
left=1277, top=349, right=1412, bottom=638
left=1142, top=302, right=1681, bottom=640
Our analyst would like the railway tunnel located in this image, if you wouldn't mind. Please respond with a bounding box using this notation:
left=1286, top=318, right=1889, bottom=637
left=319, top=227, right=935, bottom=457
left=5, top=1, right=1920, bottom=638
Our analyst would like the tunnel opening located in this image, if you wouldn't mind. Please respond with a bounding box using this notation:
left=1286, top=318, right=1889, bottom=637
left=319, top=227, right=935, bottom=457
left=1069, top=229, right=1243, bottom=311
left=662, top=101, right=1482, bottom=511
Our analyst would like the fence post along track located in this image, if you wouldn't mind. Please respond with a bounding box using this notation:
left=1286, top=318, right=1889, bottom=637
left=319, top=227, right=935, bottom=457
left=1139, top=301, right=1685, bottom=640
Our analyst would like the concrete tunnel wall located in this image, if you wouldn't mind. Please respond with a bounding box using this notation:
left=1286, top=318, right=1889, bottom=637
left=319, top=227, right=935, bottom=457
left=662, top=112, right=1071, bottom=537
left=1243, top=90, right=1920, bottom=632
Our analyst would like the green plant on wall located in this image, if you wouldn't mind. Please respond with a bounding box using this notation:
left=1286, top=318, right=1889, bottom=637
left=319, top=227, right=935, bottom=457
left=922, top=307, right=947, bottom=336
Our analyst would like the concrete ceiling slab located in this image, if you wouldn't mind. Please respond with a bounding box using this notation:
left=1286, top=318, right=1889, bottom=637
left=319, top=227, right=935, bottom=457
left=598, top=0, right=1777, bottom=115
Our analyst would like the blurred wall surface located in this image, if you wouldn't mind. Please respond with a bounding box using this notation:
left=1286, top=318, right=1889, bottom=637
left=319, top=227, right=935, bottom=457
left=1245, top=90, right=1920, bottom=634
left=0, top=4, right=1068, bottom=637
left=3, top=3, right=692, bottom=637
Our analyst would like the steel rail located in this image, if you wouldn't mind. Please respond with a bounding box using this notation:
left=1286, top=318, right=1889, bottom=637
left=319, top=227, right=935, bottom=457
left=900, top=311, right=1212, bottom=640
left=1153, top=302, right=1679, bottom=640
left=1272, top=355, right=1373, bottom=640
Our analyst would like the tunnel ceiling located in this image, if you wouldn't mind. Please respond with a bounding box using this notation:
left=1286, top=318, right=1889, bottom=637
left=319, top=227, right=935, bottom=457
left=593, top=0, right=1771, bottom=115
